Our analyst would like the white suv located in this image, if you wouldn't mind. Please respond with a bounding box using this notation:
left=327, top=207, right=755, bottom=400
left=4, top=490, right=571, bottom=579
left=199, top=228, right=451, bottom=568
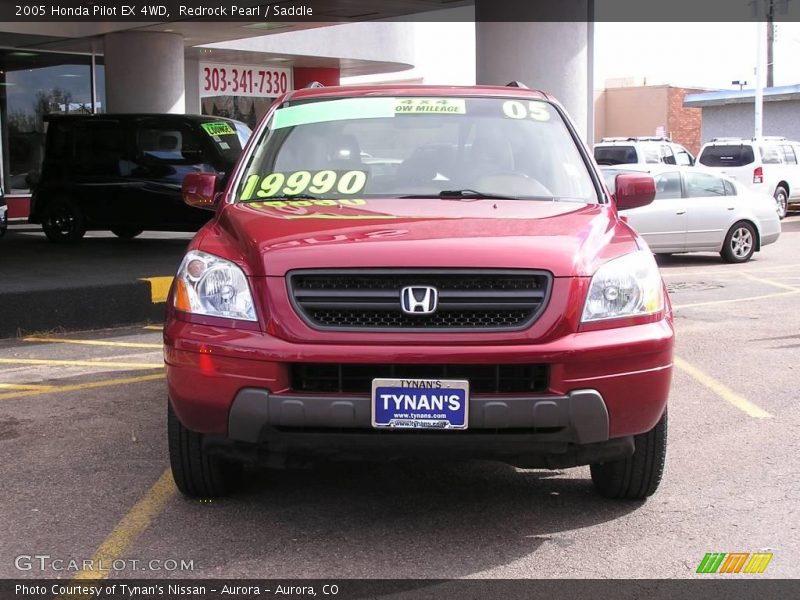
left=696, top=137, right=800, bottom=219
left=594, top=137, right=695, bottom=168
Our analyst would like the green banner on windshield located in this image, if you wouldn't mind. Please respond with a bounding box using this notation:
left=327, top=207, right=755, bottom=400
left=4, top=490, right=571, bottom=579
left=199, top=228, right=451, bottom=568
left=273, top=97, right=468, bottom=129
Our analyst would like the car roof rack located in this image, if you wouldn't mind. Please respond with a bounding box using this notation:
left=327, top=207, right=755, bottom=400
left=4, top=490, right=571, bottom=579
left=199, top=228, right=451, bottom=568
left=505, top=81, right=528, bottom=88
left=304, top=81, right=324, bottom=88
left=710, top=136, right=788, bottom=143
left=599, top=136, right=671, bottom=143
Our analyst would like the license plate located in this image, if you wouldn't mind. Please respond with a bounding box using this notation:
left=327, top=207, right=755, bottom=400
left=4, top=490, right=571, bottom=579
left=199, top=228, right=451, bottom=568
left=371, top=378, right=469, bottom=430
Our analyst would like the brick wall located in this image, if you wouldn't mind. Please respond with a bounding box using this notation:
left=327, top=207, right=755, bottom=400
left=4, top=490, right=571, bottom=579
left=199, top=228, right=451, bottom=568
left=668, top=88, right=704, bottom=155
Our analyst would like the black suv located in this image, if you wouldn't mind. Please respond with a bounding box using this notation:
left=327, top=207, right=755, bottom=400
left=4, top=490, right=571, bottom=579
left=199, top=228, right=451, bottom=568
left=30, top=114, right=251, bottom=242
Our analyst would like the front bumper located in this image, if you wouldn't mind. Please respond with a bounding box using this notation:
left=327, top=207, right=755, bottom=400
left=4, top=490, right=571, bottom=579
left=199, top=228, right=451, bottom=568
left=228, top=388, right=609, bottom=443
left=213, top=387, right=634, bottom=468
left=165, top=318, right=674, bottom=444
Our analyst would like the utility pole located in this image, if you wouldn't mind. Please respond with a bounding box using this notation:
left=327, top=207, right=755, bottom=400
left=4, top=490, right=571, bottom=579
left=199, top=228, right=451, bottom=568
left=767, top=0, right=775, bottom=88
left=755, top=20, right=765, bottom=138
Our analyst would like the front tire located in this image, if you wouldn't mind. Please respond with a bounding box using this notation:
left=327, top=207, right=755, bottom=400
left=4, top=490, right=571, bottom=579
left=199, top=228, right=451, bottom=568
left=168, top=401, right=242, bottom=498
left=774, top=186, right=788, bottom=220
left=720, top=221, right=756, bottom=263
left=41, top=198, right=86, bottom=243
left=591, top=410, right=667, bottom=500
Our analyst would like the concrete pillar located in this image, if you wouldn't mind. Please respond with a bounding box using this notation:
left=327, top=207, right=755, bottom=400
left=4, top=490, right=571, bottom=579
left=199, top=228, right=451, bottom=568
left=475, top=21, right=590, bottom=140
left=103, top=32, right=185, bottom=113
left=184, top=57, right=201, bottom=114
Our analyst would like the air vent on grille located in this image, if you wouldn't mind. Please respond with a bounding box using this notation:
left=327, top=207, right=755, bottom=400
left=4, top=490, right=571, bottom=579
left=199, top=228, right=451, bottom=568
left=291, top=364, right=549, bottom=395
left=287, top=269, right=551, bottom=331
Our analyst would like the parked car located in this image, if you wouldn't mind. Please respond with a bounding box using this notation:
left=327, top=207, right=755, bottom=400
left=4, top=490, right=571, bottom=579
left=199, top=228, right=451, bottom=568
left=29, top=114, right=251, bottom=242
left=601, top=165, right=780, bottom=263
left=165, top=84, right=674, bottom=501
left=695, top=136, right=800, bottom=220
left=594, top=137, right=695, bottom=167
left=0, top=184, right=7, bottom=238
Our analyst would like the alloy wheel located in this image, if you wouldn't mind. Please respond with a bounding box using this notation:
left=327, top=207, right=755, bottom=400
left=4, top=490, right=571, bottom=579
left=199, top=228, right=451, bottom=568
left=730, top=227, right=753, bottom=259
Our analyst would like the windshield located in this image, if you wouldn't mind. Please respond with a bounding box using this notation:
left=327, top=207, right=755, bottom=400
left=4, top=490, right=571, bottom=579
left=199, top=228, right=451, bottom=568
left=698, top=144, right=755, bottom=167
left=594, top=145, right=637, bottom=165
left=236, top=96, right=598, bottom=203
left=201, top=120, right=252, bottom=163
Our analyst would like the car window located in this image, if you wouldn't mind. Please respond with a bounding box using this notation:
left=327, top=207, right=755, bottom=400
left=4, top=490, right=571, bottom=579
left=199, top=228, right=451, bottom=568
left=643, top=147, right=661, bottom=164
left=780, top=145, right=797, bottom=165
left=675, top=150, right=692, bottom=166
left=660, top=145, right=676, bottom=165
left=685, top=171, right=726, bottom=197
left=723, top=180, right=737, bottom=195
left=594, top=145, right=637, bottom=165
left=197, top=120, right=251, bottom=163
left=760, top=145, right=783, bottom=164
left=239, top=96, right=598, bottom=203
left=136, top=122, right=204, bottom=164
left=698, top=144, right=755, bottom=167
left=654, top=172, right=682, bottom=200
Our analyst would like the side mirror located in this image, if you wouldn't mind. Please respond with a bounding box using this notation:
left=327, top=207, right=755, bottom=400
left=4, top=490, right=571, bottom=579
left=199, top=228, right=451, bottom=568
left=614, top=173, right=656, bottom=210
left=182, top=172, right=219, bottom=210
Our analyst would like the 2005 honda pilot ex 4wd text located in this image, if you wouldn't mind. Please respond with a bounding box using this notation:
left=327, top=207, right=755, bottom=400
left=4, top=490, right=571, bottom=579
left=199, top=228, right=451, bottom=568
left=164, top=85, right=673, bottom=501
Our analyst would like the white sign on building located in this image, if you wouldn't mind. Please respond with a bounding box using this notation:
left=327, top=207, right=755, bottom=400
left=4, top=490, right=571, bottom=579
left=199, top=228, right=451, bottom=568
left=200, top=63, right=293, bottom=98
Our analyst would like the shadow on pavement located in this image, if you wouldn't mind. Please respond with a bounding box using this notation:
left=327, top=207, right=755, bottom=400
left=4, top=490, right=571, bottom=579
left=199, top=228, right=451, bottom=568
left=152, top=460, right=643, bottom=578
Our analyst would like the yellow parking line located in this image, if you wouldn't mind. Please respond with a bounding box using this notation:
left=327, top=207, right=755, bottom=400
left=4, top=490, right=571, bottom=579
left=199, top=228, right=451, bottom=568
left=661, top=263, right=800, bottom=278
left=0, top=373, right=165, bottom=401
left=143, top=325, right=164, bottom=331
left=673, top=289, right=800, bottom=310
left=72, top=469, right=176, bottom=581
left=23, top=336, right=162, bottom=349
left=0, top=383, right=56, bottom=391
left=0, top=358, right=163, bottom=369
left=674, top=356, right=772, bottom=419
left=140, top=276, right=174, bottom=304
left=741, top=273, right=800, bottom=292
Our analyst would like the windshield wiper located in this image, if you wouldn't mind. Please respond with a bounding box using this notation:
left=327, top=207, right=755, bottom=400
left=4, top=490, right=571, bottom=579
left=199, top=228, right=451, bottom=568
left=440, top=189, right=518, bottom=200
left=398, top=189, right=518, bottom=200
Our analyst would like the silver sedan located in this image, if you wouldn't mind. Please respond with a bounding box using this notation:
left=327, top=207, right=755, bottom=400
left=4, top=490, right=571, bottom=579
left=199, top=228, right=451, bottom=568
left=602, top=166, right=781, bottom=263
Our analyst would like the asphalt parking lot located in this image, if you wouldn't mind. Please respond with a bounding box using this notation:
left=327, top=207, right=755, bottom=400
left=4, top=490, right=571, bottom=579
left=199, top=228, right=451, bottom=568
left=1, top=216, right=799, bottom=580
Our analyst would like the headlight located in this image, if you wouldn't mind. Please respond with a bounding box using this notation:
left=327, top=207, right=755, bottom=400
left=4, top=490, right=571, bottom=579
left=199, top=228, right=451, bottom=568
left=581, top=251, right=664, bottom=322
left=173, top=250, right=257, bottom=321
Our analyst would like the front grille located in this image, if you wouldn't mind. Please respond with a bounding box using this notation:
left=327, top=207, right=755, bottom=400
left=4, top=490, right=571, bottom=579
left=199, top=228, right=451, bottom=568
left=290, top=363, right=549, bottom=395
left=287, top=269, right=551, bottom=331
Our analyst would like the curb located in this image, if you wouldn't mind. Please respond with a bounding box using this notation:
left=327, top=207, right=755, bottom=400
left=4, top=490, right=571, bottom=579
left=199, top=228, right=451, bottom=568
left=0, top=278, right=172, bottom=338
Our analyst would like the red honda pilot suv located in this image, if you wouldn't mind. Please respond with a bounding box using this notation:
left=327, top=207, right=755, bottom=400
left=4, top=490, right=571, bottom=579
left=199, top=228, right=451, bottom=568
left=165, top=85, right=672, bottom=500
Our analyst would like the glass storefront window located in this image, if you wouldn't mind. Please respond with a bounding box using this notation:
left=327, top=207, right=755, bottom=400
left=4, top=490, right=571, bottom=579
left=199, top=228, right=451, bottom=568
left=0, top=49, right=104, bottom=194
left=201, top=95, right=274, bottom=130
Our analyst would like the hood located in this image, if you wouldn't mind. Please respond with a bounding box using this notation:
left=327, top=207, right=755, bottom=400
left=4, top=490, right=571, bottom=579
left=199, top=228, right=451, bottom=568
left=204, top=197, right=639, bottom=278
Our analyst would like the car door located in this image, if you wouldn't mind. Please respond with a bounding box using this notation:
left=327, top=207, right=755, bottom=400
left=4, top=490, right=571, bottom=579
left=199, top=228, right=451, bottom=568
left=69, top=119, right=130, bottom=225
left=683, top=171, right=734, bottom=250
left=621, top=171, right=687, bottom=252
left=132, top=117, right=213, bottom=229
left=779, top=144, right=800, bottom=200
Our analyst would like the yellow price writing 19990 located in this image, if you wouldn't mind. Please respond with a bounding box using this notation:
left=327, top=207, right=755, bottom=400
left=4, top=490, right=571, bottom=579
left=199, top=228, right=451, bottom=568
left=240, top=170, right=368, bottom=200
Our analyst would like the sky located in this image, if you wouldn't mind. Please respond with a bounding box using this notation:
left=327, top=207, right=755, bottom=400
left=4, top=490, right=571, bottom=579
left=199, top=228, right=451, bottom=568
left=344, top=21, right=800, bottom=92
left=594, top=22, right=800, bottom=90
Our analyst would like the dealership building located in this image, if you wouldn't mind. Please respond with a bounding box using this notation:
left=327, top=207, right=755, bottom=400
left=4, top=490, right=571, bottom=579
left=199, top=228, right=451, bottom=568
left=684, top=84, right=800, bottom=144
left=0, top=1, right=597, bottom=216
